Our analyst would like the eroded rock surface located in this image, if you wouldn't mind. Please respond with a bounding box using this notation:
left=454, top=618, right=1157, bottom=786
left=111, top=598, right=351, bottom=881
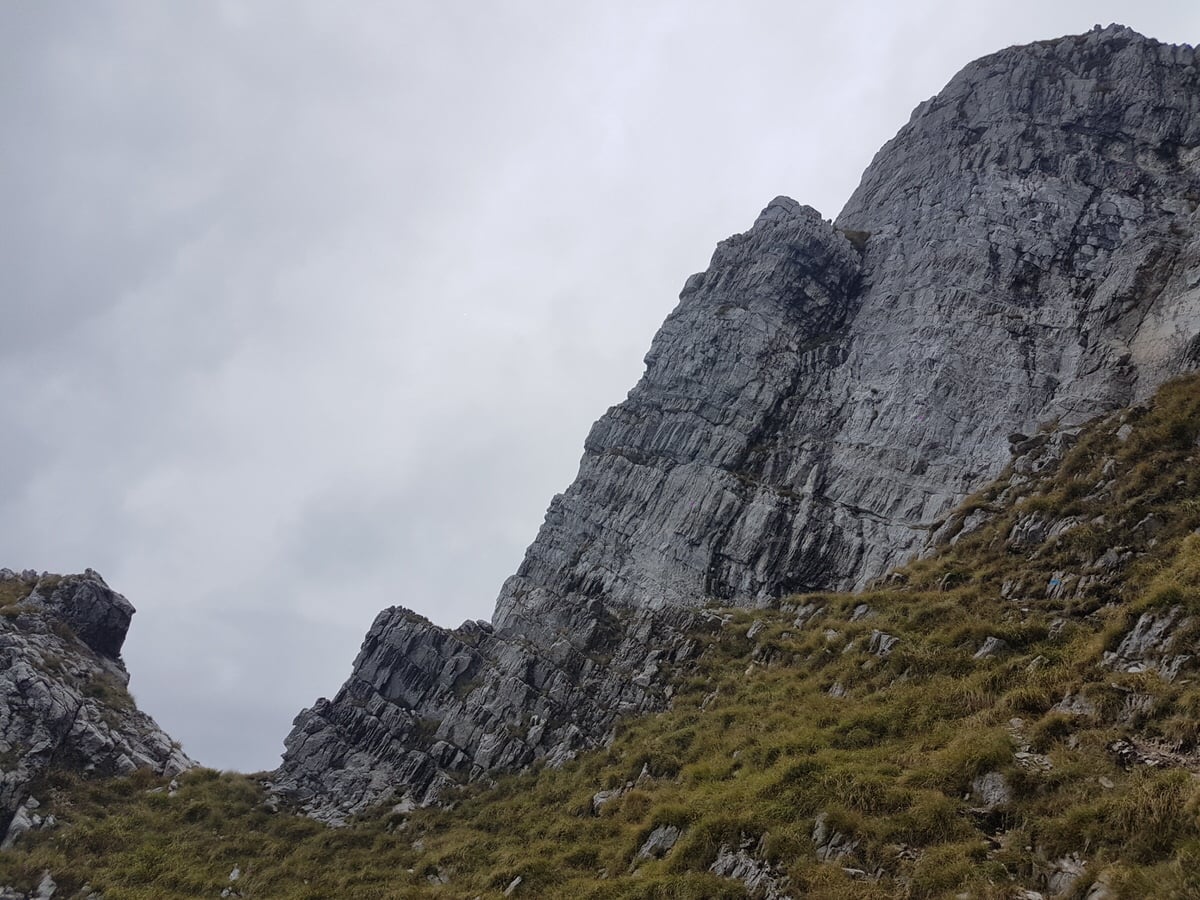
left=710, top=833, right=795, bottom=900
left=278, top=26, right=1200, bottom=819
left=275, top=602, right=712, bottom=822
left=0, top=570, right=193, bottom=841
left=1103, top=606, right=1195, bottom=680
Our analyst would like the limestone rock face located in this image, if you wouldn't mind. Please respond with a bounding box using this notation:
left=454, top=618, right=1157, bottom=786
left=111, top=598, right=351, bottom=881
left=275, top=602, right=711, bottom=823
left=0, top=570, right=193, bottom=841
left=277, top=26, right=1200, bottom=819
left=498, top=25, right=1200, bottom=638
left=495, top=199, right=865, bottom=642
left=833, top=24, right=1200, bottom=583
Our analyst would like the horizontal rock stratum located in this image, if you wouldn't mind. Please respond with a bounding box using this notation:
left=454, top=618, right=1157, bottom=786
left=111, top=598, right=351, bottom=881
left=276, top=25, right=1200, bottom=821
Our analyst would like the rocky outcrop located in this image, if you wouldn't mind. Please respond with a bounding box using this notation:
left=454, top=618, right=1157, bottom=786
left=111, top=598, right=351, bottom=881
left=278, top=26, right=1200, bottom=818
left=0, top=569, right=193, bottom=843
left=710, top=835, right=795, bottom=900
left=1103, top=606, right=1195, bottom=680
left=275, top=602, right=714, bottom=823
left=498, top=24, right=1200, bottom=637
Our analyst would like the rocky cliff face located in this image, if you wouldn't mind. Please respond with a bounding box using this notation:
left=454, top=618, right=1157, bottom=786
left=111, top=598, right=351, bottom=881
left=0, top=570, right=193, bottom=845
left=275, top=601, right=716, bottom=822
left=277, top=25, right=1200, bottom=821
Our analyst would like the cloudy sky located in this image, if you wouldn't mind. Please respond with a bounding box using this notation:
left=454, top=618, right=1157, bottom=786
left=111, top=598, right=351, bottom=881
left=3, top=2, right=1196, bottom=771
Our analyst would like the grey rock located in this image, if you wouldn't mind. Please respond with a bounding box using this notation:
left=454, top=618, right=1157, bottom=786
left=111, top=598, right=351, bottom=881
left=1133, top=514, right=1164, bottom=536
left=275, top=604, right=713, bottom=823
left=791, top=602, right=823, bottom=628
left=949, top=508, right=993, bottom=545
left=1090, top=548, right=1131, bottom=572
left=1104, top=606, right=1194, bottom=680
left=279, top=26, right=1200, bottom=815
left=812, top=812, right=859, bottom=862
left=868, top=630, right=899, bottom=657
left=1046, top=572, right=1075, bottom=600
left=0, top=570, right=193, bottom=838
left=0, top=802, right=33, bottom=851
left=709, top=834, right=794, bottom=899
left=24, top=570, right=133, bottom=660
left=1047, top=517, right=1084, bottom=540
left=971, top=771, right=1012, bottom=810
left=591, top=788, right=623, bottom=814
left=635, top=824, right=681, bottom=861
left=1052, top=694, right=1098, bottom=717
left=1042, top=853, right=1088, bottom=897
left=1009, top=514, right=1052, bottom=549
left=974, top=636, right=1011, bottom=659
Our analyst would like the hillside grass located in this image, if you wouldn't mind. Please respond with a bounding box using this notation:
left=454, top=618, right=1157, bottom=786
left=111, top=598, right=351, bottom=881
left=6, top=376, right=1200, bottom=897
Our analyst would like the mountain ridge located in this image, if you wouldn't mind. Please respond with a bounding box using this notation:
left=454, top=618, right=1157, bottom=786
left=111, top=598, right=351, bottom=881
left=274, top=23, right=1200, bottom=823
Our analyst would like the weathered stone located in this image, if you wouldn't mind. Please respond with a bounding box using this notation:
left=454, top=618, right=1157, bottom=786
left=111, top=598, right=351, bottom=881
left=0, top=570, right=193, bottom=839
left=971, top=771, right=1012, bottom=810
left=278, top=25, right=1200, bottom=817
left=1103, top=606, right=1194, bottom=680
left=591, top=788, right=623, bottom=814
left=1051, top=694, right=1098, bottom=717
left=275, top=603, right=715, bottom=823
left=868, top=630, right=899, bottom=657
left=974, top=636, right=1011, bottom=659
left=1009, top=514, right=1052, bottom=549
left=950, top=508, right=994, bottom=545
left=812, top=812, right=859, bottom=862
left=634, top=824, right=681, bottom=861
left=1042, top=853, right=1088, bottom=897
left=709, top=834, right=794, bottom=899
left=33, top=873, right=53, bottom=900
left=0, top=802, right=33, bottom=851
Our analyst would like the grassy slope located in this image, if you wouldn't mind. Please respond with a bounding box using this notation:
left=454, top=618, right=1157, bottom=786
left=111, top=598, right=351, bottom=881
left=5, top=377, right=1200, bottom=898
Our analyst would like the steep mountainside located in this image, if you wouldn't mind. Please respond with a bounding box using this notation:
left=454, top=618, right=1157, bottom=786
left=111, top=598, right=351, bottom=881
left=0, top=570, right=194, bottom=850
left=275, top=25, right=1200, bottom=822
left=8, top=374, right=1200, bottom=898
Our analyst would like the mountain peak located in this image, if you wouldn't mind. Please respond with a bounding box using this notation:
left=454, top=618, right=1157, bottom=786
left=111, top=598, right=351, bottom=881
left=274, top=26, right=1200, bottom=822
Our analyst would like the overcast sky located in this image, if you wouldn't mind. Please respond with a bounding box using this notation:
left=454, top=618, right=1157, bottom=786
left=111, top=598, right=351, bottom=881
left=3, top=2, right=1196, bottom=772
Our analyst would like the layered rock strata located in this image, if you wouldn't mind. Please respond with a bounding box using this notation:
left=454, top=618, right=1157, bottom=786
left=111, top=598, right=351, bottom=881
left=0, top=570, right=193, bottom=842
left=275, top=602, right=714, bottom=822
left=278, top=25, right=1200, bottom=820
